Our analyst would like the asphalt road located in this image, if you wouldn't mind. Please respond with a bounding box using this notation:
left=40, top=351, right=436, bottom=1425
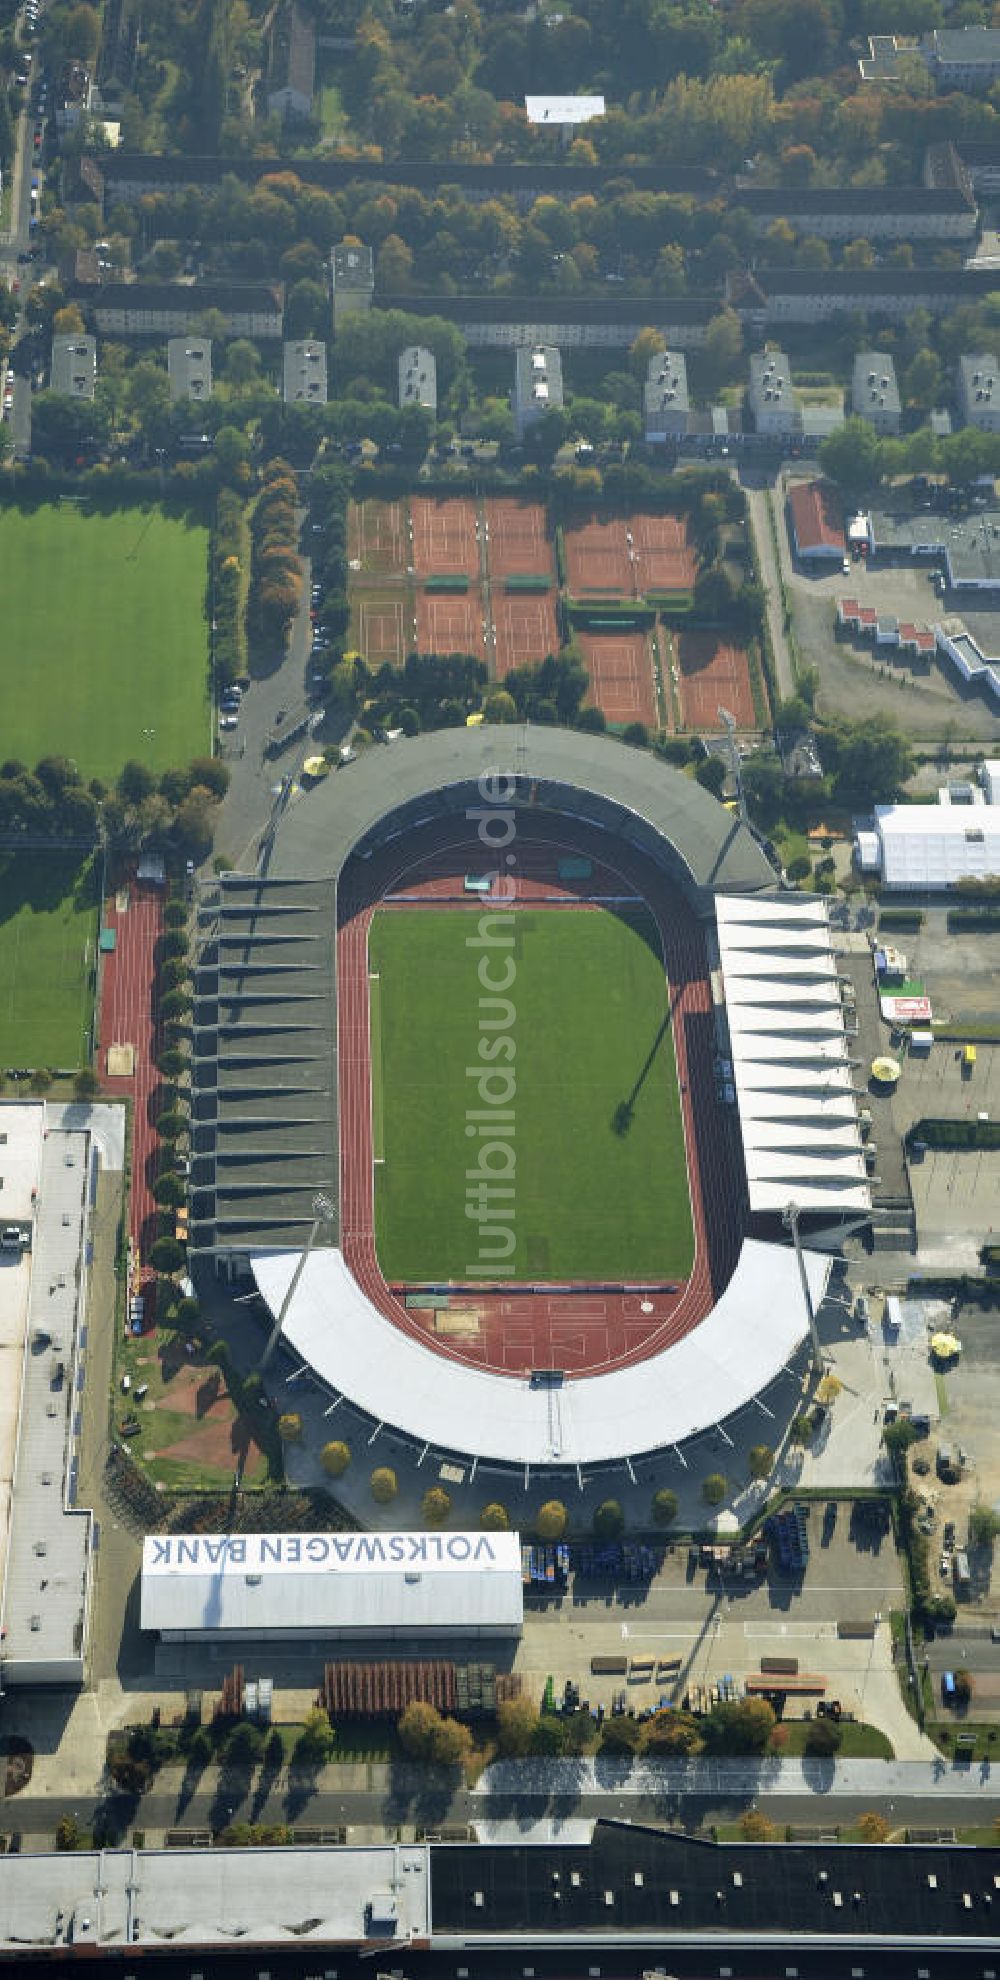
left=744, top=482, right=795, bottom=703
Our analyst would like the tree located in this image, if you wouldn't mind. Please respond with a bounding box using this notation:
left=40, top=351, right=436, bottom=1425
left=164, top=899, right=189, bottom=929
left=858, top=1810, right=890, bottom=1843
left=321, top=1440, right=351, bottom=1477
left=277, top=1411, right=303, bottom=1443
left=480, top=1502, right=510, bottom=1530
left=149, top=1236, right=186, bottom=1274
left=815, top=1374, right=842, bottom=1407
left=629, top=326, right=666, bottom=378
left=748, top=1445, right=774, bottom=1481
left=224, top=338, right=262, bottom=391
left=805, top=1716, right=841, bottom=1757
left=55, top=1814, right=80, bottom=1850
left=294, top=1707, right=335, bottom=1764
left=173, top=787, right=218, bottom=860
left=152, top=1172, right=187, bottom=1208
left=160, top=989, right=193, bottom=1023
left=74, top=1066, right=99, bottom=1100
left=819, top=418, right=884, bottom=500
left=903, top=347, right=942, bottom=413
left=422, top=1486, right=451, bottom=1526
left=536, top=1500, right=568, bottom=1540
left=497, top=1696, right=541, bottom=1756
left=695, top=754, right=727, bottom=799
left=642, top=1710, right=702, bottom=1757
left=185, top=1727, right=213, bottom=1770
left=157, top=1047, right=188, bottom=1080
left=740, top=1809, right=776, bottom=1840
left=155, top=1107, right=188, bottom=1139
left=791, top=1413, right=814, bottom=1445
left=702, top=1472, right=727, bottom=1506
left=702, top=308, right=743, bottom=389
left=652, top=1488, right=679, bottom=1527
left=371, top=1466, right=398, bottom=1503
left=704, top=1697, right=775, bottom=1755
left=52, top=303, right=86, bottom=337
left=593, top=1498, right=625, bottom=1539
left=226, top=1720, right=265, bottom=1765
left=786, top=854, right=811, bottom=883
left=969, top=1504, right=1000, bottom=1547
left=883, top=1418, right=918, bottom=1459
left=953, top=1668, right=973, bottom=1705
left=600, top=1715, right=644, bottom=1755
left=483, top=689, right=517, bottom=723
left=398, top=1701, right=471, bottom=1767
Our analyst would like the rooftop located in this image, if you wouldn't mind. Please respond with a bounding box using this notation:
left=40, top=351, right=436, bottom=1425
left=49, top=334, right=96, bottom=400
left=929, top=24, right=1000, bottom=64
left=525, top=94, right=605, bottom=124
left=852, top=350, right=901, bottom=418
left=871, top=505, right=1000, bottom=586
left=644, top=348, right=689, bottom=415
left=282, top=337, right=328, bottom=405
left=166, top=335, right=212, bottom=402
left=788, top=479, right=845, bottom=553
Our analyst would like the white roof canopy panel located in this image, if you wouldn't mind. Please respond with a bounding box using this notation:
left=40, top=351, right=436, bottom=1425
left=716, top=894, right=871, bottom=1215
left=250, top=1240, right=829, bottom=1466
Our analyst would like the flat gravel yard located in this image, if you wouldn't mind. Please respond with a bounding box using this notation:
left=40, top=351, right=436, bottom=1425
left=370, top=905, right=694, bottom=1283
left=0, top=502, right=209, bottom=782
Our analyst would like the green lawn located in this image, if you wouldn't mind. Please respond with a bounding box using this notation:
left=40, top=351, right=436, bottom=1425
left=370, top=906, right=694, bottom=1281
left=0, top=503, right=209, bottom=783
left=0, top=851, right=98, bottom=1066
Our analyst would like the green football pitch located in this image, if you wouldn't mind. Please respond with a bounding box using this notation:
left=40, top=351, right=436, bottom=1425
left=370, top=906, right=694, bottom=1282
left=0, top=503, right=209, bottom=783
left=0, top=851, right=99, bottom=1067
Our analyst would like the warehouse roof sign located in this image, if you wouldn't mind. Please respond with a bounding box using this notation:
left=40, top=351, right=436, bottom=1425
left=143, top=1531, right=518, bottom=1575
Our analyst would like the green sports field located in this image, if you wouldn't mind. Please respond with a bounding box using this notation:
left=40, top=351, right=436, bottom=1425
left=0, top=503, right=209, bottom=783
left=0, top=851, right=99, bottom=1067
left=370, top=906, right=694, bottom=1282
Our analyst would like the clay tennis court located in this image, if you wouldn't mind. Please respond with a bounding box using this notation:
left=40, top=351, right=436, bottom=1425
left=677, top=632, right=755, bottom=730
left=564, top=517, right=634, bottom=596
left=578, top=630, right=658, bottom=728
left=415, top=588, right=486, bottom=659
left=630, top=513, right=697, bottom=592
left=348, top=499, right=407, bottom=576
left=410, top=495, right=481, bottom=579
left=353, top=590, right=407, bottom=666
left=484, top=497, right=553, bottom=578
left=493, top=593, right=561, bottom=677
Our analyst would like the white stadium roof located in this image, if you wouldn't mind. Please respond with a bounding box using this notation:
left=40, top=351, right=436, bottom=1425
left=525, top=95, right=606, bottom=124
left=716, top=896, right=871, bottom=1216
left=141, top=1530, right=524, bottom=1639
left=250, top=1239, right=830, bottom=1467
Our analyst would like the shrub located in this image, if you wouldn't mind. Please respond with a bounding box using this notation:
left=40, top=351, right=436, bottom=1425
left=371, top=1466, right=398, bottom=1503
left=321, top=1440, right=351, bottom=1477
left=164, top=898, right=188, bottom=929
left=953, top=1669, right=973, bottom=1705
left=157, top=1046, right=189, bottom=1079
left=740, top=1810, right=776, bottom=1841
left=815, top=1373, right=842, bottom=1406
left=496, top=1697, right=540, bottom=1756
left=593, top=1498, right=625, bottom=1539
left=160, top=988, right=193, bottom=1021
left=791, top=1413, right=814, bottom=1445
left=294, top=1707, right=335, bottom=1765
left=651, top=1488, right=678, bottom=1527
left=74, top=1066, right=99, bottom=1100
left=786, top=854, right=811, bottom=882
left=277, top=1412, right=303, bottom=1443
left=535, top=1500, right=568, bottom=1540
left=156, top=1109, right=188, bottom=1141
left=160, top=927, right=189, bottom=961
left=55, top=1814, right=80, bottom=1851
left=480, top=1502, right=510, bottom=1530
left=422, top=1486, right=451, bottom=1526
left=702, top=1472, right=727, bottom=1507
left=152, top=1172, right=186, bottom=1207
left=748, top=1445, right=774, bottom=1481
left=969, top=1504, right=1000, bottom=1546
left=858, top=1810, right=890, bottom=1843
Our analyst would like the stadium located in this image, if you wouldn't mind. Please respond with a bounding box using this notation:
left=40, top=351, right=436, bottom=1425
left=190, top=727, right=868, bottom=1479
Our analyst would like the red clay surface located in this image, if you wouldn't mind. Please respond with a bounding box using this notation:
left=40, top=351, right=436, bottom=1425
left=354, top=593, right=407, bottom=666
left=630, top=513, right=697, bottom=591
left=484, top=498, right=554, bottom=578
left=410, top=495, right=481, bottom=579
left=96, top=866, right=164, bottom=1287
left=337, top=821, right=743, bottom=1382
left=564, top=517, right=633, bottom=596
left=578, top=630, right=658, bottom=728
left=415, top=588, right=486, bottom=660
left=493, top=593, right=561, bottom=677
left=677, top=631, right=755, bottom=730
left=348, top=499, right=408, bottom=576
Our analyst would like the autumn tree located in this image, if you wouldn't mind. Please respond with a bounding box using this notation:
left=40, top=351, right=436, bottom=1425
left=536, top=1500, right=568, bottom=1540
left=321, top=1440, right=351, bottom=1477
left=371, top=1466, right=398, bottom=1503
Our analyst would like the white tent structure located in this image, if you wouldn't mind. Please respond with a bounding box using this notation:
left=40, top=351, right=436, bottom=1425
left=867, top=802, right=1000, bottom=890
left=715, top=896, right=870, bottom=1216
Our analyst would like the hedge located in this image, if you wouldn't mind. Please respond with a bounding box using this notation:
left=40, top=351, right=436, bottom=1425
left=947, top=908, right=1000, bottom=931
left=908, top=1118, right=1000, bottom=1151
left=878, top=908, right=925, bottom=931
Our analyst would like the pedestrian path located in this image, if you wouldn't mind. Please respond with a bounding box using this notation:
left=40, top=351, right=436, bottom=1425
left=477, top=1755, right=1000, bottom=1799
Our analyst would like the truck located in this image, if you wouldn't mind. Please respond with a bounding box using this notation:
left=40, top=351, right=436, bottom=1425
left=953, top=1550, right=971, bottom=1593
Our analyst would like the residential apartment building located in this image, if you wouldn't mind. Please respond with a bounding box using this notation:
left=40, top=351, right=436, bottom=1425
left=738, top=265, right=1000, bottom=327
left=956, top=352, right=1000, bottom=433
left=397, top=345, right=437, bottom=414
left=512, top=344, right=563, bottom=440
left=925, top=26, right=1000, bottom=90
left=643, top=350, right=690, bottom=442
left=167, top=336, right=212, bottom=403
left=748, top=349, right=798, bottom=435
left=93, top=284, right=283, bottom=339
left=330, top=242, right=374, bottom=328
left=852, top=352, right=901, bottom=434
left=49, top=333, right=96, bottom=400
left=283, top=338, right=328, bottom=406
left=739, top=183, right=976, bottom=243
left=378, top=294, right=715, bottom=350
left=266, top=3, right=315, bottom=122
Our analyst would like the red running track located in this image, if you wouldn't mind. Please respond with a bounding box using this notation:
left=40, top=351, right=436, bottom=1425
left=337, top=817, right=745, bottom=1381
left=96, top=867, right=164, bottom=1286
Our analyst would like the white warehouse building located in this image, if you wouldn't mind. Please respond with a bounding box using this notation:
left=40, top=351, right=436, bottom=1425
left=857, top=776, right=1000, bottom=889
left=140, top=1531, right=524, bottom=1643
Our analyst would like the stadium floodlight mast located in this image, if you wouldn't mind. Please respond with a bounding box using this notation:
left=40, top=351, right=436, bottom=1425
left=717, top=706, right=747, bottom=825
left=782, top=1199, right=824, bottom=1377
left=259, top=1191, right=335, bottom=1369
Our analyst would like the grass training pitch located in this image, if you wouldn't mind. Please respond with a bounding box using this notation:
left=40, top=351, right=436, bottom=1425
left=0, top=503, right=209, bottom=782
left=0, top=851, right=98, bottom=1066
left=370, top=906, right=694, bottom=1282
